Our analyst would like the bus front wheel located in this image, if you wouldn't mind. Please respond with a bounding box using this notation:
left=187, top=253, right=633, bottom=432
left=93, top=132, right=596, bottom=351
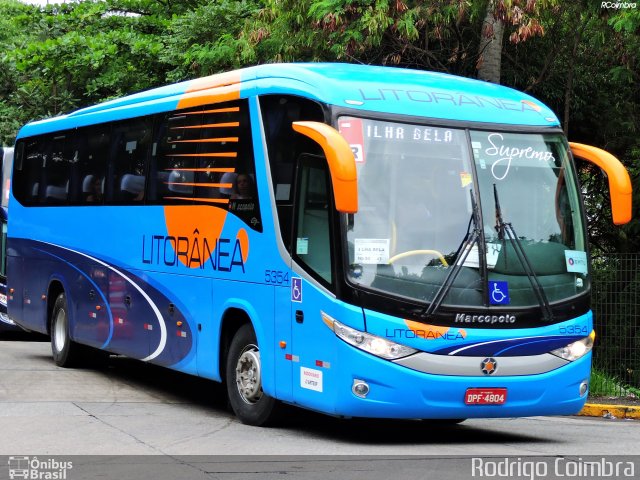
left=226, top=323, right=279, bottom=426
left=50, top=293, right=83, bottom=368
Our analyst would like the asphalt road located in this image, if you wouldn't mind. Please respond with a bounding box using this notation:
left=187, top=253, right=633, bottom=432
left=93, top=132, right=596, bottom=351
left=0, top=337, right=638, bottom=479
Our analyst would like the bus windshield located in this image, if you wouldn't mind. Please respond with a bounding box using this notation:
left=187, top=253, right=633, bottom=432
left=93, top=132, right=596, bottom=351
left=340, top=116, right=588, bottom=310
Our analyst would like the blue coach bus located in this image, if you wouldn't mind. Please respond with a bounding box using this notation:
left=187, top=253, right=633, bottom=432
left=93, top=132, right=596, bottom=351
left=8, top=64, right=632, bottom=425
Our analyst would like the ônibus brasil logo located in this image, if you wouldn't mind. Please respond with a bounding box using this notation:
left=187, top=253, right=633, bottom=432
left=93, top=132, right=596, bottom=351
left=8, top=456, right=73, bottom=480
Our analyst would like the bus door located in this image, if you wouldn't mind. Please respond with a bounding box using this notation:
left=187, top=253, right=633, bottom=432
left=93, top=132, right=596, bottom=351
left=288, top=153, right=342, bottom=411
left=271, top=156, right=338, bottom=407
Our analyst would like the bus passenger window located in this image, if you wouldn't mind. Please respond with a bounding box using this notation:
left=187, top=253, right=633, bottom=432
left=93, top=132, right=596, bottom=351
left=43, top=133, right=75, bottom=204
left=150, top=110, right=202, bottom=203
left=110, top=118, right=151, bottom=203
left=75, top=125, right=109, bottom=205
left=83, top=175, right=104, bottom=203
left=231, top=174, right=256, bottom=199
left=16, top=139, right=45, bottom=205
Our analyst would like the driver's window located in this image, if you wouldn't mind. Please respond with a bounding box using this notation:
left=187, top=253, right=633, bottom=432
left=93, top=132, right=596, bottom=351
left=293, top=155, right=333, bottom=286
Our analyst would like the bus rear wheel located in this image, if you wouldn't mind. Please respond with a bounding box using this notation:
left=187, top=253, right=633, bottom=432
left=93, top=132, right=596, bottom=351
left=226, top=323, right=279, bottom=426
left=51, top=293, right=83, bottom=367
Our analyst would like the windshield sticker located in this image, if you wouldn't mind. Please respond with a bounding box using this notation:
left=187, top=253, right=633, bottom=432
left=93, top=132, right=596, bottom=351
left=565, top=250, right=588, bottom=274
left=338, top=118, right=366, bottom=163
left=460, top=172, right=473, bottom=187
left=462, top=243, right=502, bottom=269
left=296, top=237, right=309, bottom=255
left=489, top=281, right=510, bottom=305
left=354, top=238, right=390, bottom=264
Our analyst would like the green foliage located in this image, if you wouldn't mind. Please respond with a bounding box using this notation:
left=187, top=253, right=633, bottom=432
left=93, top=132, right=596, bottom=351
left=0, top=0, right=40, bottom=145
left=2, top=0, right=183, bottom=142
left=590, top=368, right=640, bottom=398
left=162, top=0, right=263, bottom=80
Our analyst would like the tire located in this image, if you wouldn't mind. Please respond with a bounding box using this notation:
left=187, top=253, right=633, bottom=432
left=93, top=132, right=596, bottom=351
left=225, top=323, right=279, bottom=426
left=50, top=293, right=83, bottom=367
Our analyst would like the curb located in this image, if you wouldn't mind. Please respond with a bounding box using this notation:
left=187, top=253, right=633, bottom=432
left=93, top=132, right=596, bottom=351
left=578, top=403, right=640, bottom=420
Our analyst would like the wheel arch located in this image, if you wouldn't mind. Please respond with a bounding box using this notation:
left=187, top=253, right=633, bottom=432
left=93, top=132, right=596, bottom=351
left=217, top=300, right=274, bottom=394
left=46, top=278, right=66, bottom=336
left=218, top=307, right=252, bottom=383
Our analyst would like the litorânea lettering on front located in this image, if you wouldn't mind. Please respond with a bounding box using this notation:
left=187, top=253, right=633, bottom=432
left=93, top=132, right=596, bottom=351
left=386, top=328, right=466, bottom=341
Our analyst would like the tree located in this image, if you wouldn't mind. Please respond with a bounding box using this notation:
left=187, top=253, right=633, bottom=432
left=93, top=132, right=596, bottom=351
left=0, top=0, right=40, bottom=145
left=477, top=0, right=550, bottom=83
left=161, top=0, right=263, bottom=80
left=5, top=0, right=187, bottom=126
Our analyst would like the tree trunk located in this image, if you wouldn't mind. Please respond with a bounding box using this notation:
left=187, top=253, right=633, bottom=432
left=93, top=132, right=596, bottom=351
left=563, top=25, right=584, bottom=135
left=477, top=4, right=504, bottom=84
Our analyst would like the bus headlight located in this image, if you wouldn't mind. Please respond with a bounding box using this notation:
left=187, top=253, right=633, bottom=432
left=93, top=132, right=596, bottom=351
left=321, top=312, right=417, bottom=360
left=550, top=331, right=595, bottom=361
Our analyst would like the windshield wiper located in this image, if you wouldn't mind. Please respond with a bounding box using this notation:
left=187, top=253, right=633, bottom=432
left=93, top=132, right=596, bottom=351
left=493, top=184, right=554, bottom=322
left=422, top=189, right=487, bottom=318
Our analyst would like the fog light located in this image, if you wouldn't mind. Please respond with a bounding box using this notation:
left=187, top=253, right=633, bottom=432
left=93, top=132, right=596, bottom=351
left=352, top=379, right=370, bottom=398
left=580, top=380, right=589, bottom=397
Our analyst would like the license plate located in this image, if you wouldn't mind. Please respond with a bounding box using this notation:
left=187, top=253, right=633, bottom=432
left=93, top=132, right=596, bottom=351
left=465, top=388, right=507, bottom=405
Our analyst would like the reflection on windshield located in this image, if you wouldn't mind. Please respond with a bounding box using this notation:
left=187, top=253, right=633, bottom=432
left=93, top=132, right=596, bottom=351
left=339, top=116, right=589, bottom=310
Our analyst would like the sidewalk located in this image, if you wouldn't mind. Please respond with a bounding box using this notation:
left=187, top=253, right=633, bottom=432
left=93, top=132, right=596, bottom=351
left=578, top=402, right=640, bottom=420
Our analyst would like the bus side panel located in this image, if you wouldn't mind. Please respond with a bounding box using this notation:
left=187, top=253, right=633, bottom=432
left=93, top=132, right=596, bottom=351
left=197, top=281, right=276, bottom=393
left=290, top=279, right=366, bottom=415
left=140, top=269, right=210, bottom=376
left=10, top=240, right=66, bottom=334
left=6, top=250, right=24, bottom=329
left=70, top=258, right=111, bottom=349
left=102, top=266, right=196, bottom=367
left=273, top=284, right=293, bottom=402
left=105, top=266, right=148, bottom=359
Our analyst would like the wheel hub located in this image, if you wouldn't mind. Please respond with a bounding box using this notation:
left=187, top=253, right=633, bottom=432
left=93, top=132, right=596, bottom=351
left=54, top=309, right=67, bottom=353
left=235, top=346, right=262, bottom=404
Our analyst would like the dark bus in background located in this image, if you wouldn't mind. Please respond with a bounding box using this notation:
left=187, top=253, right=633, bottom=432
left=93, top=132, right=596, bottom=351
left=0, top=146, right=17, bottom=332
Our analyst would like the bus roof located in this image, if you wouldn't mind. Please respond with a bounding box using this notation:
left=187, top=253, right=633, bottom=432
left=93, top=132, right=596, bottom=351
left=17, top=63, right=560, bottom=138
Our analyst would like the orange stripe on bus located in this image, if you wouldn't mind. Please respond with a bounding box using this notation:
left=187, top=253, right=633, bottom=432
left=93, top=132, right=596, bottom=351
left=181, top=107, right=240, bottom=115
left=177, top=84, right=240, bottom=110
left=168, top=137, right=239, bottom=143
left=167, top=153, right=237, bottom=158
left=171, top=122, right=239, bottom=129
left=165, top=182, right=233, bottom=188
left=167, top=167, right=236, bottom=173
left=164, top=205, right=229, bottom=268
left=165, top=197, right=230, bottom=205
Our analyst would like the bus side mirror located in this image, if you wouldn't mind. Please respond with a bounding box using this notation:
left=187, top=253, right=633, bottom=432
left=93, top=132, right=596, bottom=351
left=292, top=121, right=358, bottom=214
left=569, top=142, right=632, bottom=225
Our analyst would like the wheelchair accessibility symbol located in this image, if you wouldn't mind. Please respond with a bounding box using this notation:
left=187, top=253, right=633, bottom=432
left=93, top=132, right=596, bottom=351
left=291, top=277, right=302, bottom=303
left=489, top=281, right=510, bottom=305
